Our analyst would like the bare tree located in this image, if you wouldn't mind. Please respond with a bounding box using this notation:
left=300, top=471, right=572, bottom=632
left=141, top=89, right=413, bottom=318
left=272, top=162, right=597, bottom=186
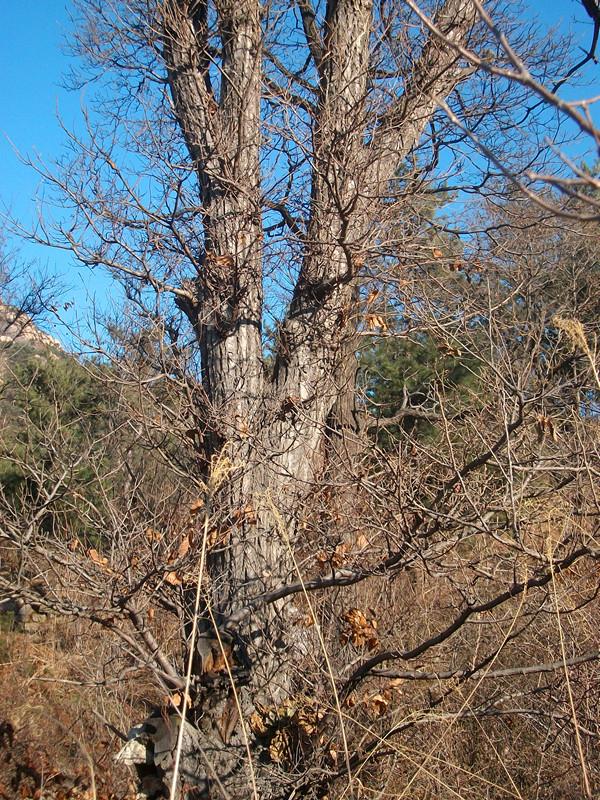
left=3, top=0, right=600, bottom=798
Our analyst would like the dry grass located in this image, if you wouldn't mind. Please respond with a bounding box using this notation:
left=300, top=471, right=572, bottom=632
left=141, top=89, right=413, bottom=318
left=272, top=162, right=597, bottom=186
left=0, top=614, right=156, bottom=800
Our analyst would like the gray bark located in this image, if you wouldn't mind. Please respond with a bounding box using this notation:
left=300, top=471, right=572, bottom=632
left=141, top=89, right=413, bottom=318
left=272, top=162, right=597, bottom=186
left=145, top=0, right=479, bottom=796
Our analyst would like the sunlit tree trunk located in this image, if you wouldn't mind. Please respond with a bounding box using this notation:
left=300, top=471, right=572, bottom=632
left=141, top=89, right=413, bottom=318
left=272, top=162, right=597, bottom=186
left=139, top=0, right=477, bottom=795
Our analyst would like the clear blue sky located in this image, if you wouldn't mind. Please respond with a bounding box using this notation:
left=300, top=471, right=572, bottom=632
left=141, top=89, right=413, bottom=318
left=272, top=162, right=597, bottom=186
left=0, top=0, right=102, bottom=337
left=0, top=0, right=598, bottom=343
left=1, top=1, right=76, bottom=212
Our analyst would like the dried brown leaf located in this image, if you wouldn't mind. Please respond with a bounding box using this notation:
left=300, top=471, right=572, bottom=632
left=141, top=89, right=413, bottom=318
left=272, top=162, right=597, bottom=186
left=146, top=527, right=162, bottom=542
left=364, top=692, right=389, bottom=717
left=217, top=695, right=239, bottom=744
left=189, top=498, right=205, bottom=514
left=341, top=607, right=379, bottom=649
left=88, top=548, right=108, bottom=567
left=249, top=711, right=268, bottom=736
left=177, top=535, right=191, bottom=559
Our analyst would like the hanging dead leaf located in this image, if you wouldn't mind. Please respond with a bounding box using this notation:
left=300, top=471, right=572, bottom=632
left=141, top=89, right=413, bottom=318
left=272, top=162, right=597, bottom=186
left=333, top=542, right=350, bottom=566
left=366, top=289, right=380, bottom=306
left=177, top=535, right=191, bottom=559
left=164, top=571, right=182, bottom=586
left=297, top=701, right=325, bottom=736
left=206, top=526, right=228, bottom=549
left=146, top=527, right=162, bottom=542
left=536, top=414, right=559, bottom=443
left=249, top=696, right=322, bottom=754
left=438, top=342, right=462, bottom=357
left=232, top=504, right=257, bottom=525
left=276, top=698, right=298, bottom=720
left=355, top=534, right=369, bottom=550
left=217, top=695, right=239, bottom=744
left=340, top=607, right=379, bottom=649
left=365, top=313, right=388, bottom=332
left=342, top=607, right=368, bottom=629
left=316, top=542, right=349, bottom=571
left=147, top=607, right=155, bottom=622
left=297, top=714, right=318, bottom=736
left=432, top=248, right=444, bottom=259
left=211, top=644, right=233, bottom=673
left=205, top=251, right=235, bottom=270
left=189, top=498, right=205, bottom=514
left=88, top=548, right=108, bottom=567
left=67, top=538, right=80, bottom=552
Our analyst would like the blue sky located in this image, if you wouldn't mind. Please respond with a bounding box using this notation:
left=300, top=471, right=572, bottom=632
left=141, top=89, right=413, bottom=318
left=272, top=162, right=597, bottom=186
left=0, top=0, right=103, bottom=336
left=1, top=2, right=75, bottom=214
left=0, top=0, right=598, bottom=344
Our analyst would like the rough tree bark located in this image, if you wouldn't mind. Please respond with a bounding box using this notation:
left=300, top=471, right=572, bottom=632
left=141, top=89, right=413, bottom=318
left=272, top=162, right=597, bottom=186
left=0, top=0, right=480, bottom=783
left=139, top=0, right=482, bottom=796
left=121, top=0, right=477, bottom=795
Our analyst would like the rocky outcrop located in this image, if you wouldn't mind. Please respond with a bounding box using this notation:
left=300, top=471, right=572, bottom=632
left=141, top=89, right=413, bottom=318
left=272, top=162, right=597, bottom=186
left=0, top=303, right=62, bottom=351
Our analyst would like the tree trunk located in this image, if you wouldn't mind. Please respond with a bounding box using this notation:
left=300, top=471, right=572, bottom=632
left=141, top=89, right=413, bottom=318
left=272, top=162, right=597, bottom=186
left=124, top=0, right=479, bottom=796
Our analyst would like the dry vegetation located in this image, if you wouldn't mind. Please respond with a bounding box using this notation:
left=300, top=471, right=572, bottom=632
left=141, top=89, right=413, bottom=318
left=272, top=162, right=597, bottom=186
left=1, top=0, right=600, bottom=797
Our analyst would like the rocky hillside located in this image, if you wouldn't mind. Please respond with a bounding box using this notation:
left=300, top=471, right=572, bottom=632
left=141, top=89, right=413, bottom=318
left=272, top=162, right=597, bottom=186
left=0, top=303, right=62, bottom=352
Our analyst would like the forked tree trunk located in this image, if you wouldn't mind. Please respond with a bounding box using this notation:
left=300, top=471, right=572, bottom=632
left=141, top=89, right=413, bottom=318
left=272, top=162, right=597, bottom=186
left=131, top=0, right=478, bottom=796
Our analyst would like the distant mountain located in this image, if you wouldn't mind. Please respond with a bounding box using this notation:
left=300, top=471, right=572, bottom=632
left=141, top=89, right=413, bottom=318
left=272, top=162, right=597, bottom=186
left=0, top=303, right=62, bottom=352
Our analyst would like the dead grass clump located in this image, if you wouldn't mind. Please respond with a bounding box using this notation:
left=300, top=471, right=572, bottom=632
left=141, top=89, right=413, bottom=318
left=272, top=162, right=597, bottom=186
left=0, top=616, right=154, bottom=800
